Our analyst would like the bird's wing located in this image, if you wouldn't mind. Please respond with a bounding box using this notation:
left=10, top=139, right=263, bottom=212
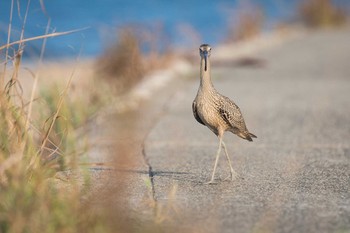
left=192, top=100, right=205, bottom=125
left=218, top=96, right=248, bottom=132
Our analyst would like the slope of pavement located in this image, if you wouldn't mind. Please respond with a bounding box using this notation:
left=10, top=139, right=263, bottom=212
left=144, top=29, right=350, bottom=232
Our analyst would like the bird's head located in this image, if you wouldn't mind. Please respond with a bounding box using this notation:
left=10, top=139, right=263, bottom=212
left=199, top=44, right=211, bottom=71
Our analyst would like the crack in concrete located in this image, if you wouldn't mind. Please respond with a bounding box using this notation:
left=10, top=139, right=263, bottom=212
left=140, top=90, right=182, bottom=203
left=142, top=145, right=157, bottom=201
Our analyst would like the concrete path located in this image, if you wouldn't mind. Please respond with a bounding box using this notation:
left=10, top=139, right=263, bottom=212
left=144, top=29, right=350, bottom=232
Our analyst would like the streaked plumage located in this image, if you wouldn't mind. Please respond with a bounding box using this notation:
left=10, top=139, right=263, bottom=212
left=192, top=44, right=256, bottom=184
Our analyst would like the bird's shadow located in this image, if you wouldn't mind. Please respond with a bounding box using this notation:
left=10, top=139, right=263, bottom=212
left=85, top=167, right=242, bottom=186
left=88, top=167, right=191, bottom=177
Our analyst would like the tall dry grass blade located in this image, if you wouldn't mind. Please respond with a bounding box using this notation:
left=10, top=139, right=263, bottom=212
left=0, top=27, right=89, bottom=51
left=6, top=50, right=24, bottom=103
left=18, top=0, right=30, bottom=51
left=4, top=50, right=24, bottom=106
left=4, top=0, right=30, bottom=100
left=1, top=0, right=15, bottom=89
left=29, top=121, right=62, bottom=152
left=36, top=69, right=75, bottom=163
left=16, top=0, right=21, bottom=19
left=39, top=0, right=48, bottom=16
left=19, top=0, right=31, bottom=46
left=28, top=50, right=81, bottom=170
left=25, top=18, right=51, bottom=137
left=22, top=18, right=51, bottom=161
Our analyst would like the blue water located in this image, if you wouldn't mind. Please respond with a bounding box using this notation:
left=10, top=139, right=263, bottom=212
left=0, top=0, right=347, bottom=58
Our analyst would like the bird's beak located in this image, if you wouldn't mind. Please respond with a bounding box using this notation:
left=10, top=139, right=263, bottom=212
left=203, top=52, right=208, bottom=71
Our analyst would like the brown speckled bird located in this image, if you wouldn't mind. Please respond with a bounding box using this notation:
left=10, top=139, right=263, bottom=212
left=192, top=44, right=257, bottom=184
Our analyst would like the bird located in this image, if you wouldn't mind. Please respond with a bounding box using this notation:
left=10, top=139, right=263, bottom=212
left=192, top=44, right=257, bottom=184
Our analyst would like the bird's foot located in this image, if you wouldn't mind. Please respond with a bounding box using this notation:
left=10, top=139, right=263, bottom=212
left=204, top=179, right=217, bottom=185
left=224, top=170, right=241, bottom=181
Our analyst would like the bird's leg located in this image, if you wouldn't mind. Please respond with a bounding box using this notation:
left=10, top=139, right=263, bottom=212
left=206, top=136, right=223, bottom=184
left=221, top=141, right=239, bottom=181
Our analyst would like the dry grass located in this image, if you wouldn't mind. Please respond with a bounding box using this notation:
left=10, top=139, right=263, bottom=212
left=0, top=1, right=112, bottom=232
left=225, top=3, right=265, bottom=42
left=299, top=0, right=347, bottom=28
left=0, top=55, right=108, bottom=233
left=95, top=24, right=174, bottom=95
left=1, top=65, right=99, bottom=233
left=96, top=27, right=144, bottom=93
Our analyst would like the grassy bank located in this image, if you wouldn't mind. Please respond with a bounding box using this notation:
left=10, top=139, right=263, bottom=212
left=0, top=53, right=110, bottom=233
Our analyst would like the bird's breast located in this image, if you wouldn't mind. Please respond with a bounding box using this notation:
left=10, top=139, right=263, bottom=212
left=196, top=95, right=230, bottom=133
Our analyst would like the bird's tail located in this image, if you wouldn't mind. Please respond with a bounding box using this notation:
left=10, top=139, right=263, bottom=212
left=249, top=132, right=257, bottom=138
left=238, top=131, right=257, bottom=142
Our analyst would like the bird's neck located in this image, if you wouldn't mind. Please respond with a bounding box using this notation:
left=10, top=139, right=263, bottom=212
left=199, top=57, right=214, bottom=91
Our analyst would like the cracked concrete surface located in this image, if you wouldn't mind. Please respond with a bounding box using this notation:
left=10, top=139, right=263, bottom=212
left=143, top=28, right=350, bottom=232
